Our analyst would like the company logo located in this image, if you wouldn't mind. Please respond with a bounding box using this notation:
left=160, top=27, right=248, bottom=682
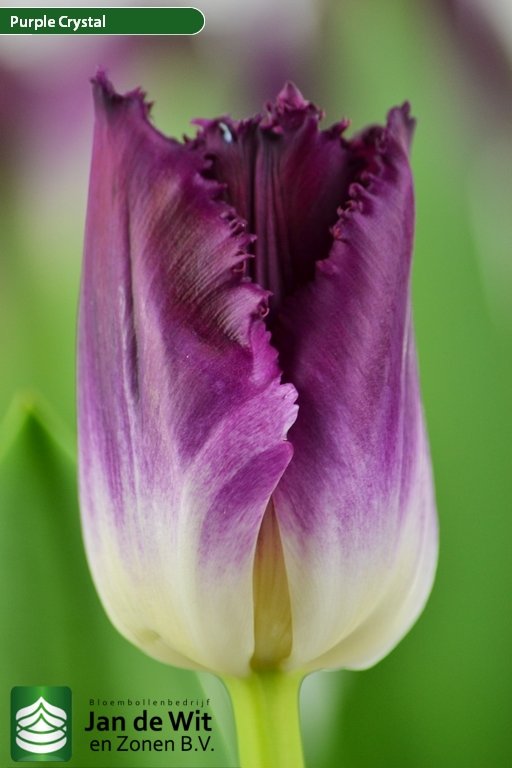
left=11, top=687, right=71, bottom=762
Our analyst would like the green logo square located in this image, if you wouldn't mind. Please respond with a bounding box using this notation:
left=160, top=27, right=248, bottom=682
left=11, top=686, right=71, bottom=762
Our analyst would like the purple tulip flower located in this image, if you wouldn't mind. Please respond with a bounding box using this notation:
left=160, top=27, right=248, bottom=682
left=78, top=74, right=437, bottom=678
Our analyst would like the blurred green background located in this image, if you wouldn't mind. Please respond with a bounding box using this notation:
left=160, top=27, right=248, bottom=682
left=1, top=0, right=511, bottom=766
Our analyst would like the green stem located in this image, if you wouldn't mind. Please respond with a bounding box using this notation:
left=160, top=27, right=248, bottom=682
left=224, top=671, right=305, bottom=768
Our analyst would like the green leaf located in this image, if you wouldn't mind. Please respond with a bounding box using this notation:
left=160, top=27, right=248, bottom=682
left=0, top=394, right=234, bottom=766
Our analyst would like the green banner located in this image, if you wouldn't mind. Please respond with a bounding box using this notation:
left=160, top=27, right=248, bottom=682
left=0, top=7, right=205, bottom=36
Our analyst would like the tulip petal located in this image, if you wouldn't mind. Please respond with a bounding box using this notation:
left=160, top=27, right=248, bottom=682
left=78, top=75, right=297, bottom=676
left=270, top=106, right=438, bottom=671
left=193, top=83, right=353, bottom=314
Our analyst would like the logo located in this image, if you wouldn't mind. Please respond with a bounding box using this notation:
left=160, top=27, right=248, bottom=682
left=11, top=687, right=71, bottom=762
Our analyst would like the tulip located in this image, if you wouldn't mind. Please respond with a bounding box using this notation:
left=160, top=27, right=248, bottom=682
left=78, top=73, right=438, bottom=768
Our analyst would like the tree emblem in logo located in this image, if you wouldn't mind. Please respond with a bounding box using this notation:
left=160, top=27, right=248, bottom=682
left=16, top=696, right=67, bottom=753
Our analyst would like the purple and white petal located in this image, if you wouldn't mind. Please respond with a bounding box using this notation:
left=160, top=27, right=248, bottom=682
left=270, top=107, right=438, bottom=670
left=78, top=75, right=297, bottom=676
